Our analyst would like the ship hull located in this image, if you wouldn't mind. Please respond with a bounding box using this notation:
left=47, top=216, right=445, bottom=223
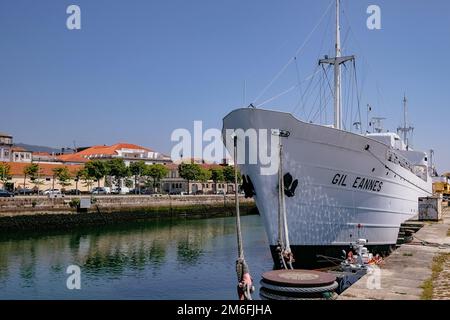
left=223, top=108, right=431, bottom=267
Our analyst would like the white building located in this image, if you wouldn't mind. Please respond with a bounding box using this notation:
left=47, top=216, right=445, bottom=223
left=11, top=146, right=32, bottom=163
left=0, top=132, right=13, bottom=162
left=73, top=143, right=170, bottom=165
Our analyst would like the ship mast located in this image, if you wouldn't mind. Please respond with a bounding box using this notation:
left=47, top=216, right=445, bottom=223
left=397, top=95, right=414, bottom=148
left=403, top=95, right=407, bottom=142
left=319, top=0, right=354, bottom=130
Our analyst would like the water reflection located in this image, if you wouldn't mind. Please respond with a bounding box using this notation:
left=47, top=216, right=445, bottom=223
left=0, top=215, right=271, bottom=299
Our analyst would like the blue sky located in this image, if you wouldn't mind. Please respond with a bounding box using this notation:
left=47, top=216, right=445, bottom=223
left=1, top=0, right=449, bottom=171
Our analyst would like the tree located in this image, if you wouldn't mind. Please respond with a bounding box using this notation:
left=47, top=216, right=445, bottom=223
left=223, top=165, right=236, bottom=183
left=144, top=164, right=169, bottom=193
left=0, top=163, right=11, bottom=188
left=107, top=159, right=130, bottom=188
left=53, top=167, right=72, bottom=190
left=223, top=165, right=241, bottom=193
left=178, top=163, right=202, bottom=195
left=85, top=160, right=109, bottom=189
left=23, top=163, right=40, bottom=194
left=79, top=168, right=94, bottom=191
left=129, top=161, right=147, bottom=194
left=74, top=168, right=84, bottom=194
left=198, top=167, right=211, bottom=182
left=210, top=167, right=224, bottom=193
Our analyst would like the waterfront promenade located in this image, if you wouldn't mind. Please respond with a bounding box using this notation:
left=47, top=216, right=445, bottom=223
left=339, top=207, right=450, bottom=300
left=0, top=195, right=256, bottom=232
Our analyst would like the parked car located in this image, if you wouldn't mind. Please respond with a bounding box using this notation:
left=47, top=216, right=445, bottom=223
left=141, top=189, right=155, bottom=195
left=44, top=189, right=63, bottom=198
left=91, top=187, right=110, bottom=195
left=43, top=189, right=60, bottom=196
left=115, top=187, right=130, bottom=195
left=65, top=189, right=81, bottom=195
left=14, top=188, right=34, bottom=196
left=0, top=189, right=14, bottom=198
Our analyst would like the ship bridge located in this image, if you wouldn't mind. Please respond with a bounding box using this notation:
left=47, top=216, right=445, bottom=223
left=366, top=132, right=406, bottom=150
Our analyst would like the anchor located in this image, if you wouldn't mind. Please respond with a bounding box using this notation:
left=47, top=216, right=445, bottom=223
left=283, top=173, right=298, bottom=198
left=241, top=175, right=256, bottom=198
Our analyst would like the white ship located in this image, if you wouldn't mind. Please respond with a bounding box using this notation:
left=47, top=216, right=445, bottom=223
left=222, top=0, right=432, bottom=268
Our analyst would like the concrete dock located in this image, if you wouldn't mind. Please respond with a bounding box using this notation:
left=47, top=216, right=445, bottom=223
left=339, top=207, right=450, bottom=300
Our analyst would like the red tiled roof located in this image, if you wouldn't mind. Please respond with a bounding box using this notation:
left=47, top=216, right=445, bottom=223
left=76, top=143, right=153, bottom=157
left=114, top=143, right=153, bottom=152
left=32, top=152, right=52, bottom=157
left=2, top=162, right=83, bottom=177
left=57, top=154, right=89, bottom=163
left=165, top=163, right=179, bottom=170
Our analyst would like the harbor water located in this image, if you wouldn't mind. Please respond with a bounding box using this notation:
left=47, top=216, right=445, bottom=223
left=0, top=215, right=272, bottom=300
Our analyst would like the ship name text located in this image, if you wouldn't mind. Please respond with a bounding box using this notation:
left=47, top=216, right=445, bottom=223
left=332, top=173, right=383, bottom=192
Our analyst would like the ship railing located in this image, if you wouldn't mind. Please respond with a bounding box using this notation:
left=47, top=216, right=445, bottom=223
left=386, top=150, right=427, bottom=181
left=387, top=150, right=413, bottom=172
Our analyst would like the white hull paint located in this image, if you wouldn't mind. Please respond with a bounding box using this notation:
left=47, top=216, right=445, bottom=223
left=223, top=108, right=432, bottom=257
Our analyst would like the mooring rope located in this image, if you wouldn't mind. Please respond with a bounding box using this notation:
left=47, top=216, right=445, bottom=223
left=277, top=142, right=286, bottom=270
left=277, top=140, right=294, bottom=269
left=233, top=135, right=254, bottom=300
